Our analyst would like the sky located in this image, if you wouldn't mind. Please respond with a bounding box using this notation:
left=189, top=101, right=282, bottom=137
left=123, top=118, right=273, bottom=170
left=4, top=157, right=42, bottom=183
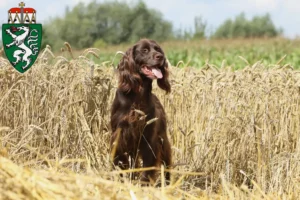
left=0, top=0, right=300, bottom=39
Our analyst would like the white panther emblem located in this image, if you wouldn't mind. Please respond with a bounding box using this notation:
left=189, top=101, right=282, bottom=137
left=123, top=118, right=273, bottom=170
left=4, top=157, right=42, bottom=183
left=5, top=26, right=39, bottom=69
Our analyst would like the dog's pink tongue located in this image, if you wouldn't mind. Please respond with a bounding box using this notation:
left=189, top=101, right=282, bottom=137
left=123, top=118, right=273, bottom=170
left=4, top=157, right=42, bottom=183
left=151, top=68, right=163, bottom=79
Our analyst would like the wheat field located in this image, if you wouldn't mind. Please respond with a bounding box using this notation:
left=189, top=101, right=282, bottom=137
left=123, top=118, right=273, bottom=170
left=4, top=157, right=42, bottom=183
left=0, top=44, right=300, bottom=199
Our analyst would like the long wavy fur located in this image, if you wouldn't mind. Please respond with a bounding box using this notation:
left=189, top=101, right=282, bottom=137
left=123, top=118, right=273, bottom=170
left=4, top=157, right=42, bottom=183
left=117, top=47, right=142, bottom=93
left=157, top=60, right=171, bottom=93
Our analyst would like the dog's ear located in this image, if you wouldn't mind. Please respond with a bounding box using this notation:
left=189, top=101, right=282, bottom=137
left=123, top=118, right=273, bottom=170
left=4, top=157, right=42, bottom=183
left=117, top=45, right=142, bottom=93
left=157, top=59, right=171, bottom=93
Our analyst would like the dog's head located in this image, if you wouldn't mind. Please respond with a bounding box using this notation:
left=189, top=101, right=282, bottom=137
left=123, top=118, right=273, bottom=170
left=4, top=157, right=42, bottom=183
left=117, top=39, right=171, bottom=93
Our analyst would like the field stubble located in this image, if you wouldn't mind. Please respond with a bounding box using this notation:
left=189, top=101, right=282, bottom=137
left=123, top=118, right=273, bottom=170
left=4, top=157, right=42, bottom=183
left=0, top=44, right=300, bottom=199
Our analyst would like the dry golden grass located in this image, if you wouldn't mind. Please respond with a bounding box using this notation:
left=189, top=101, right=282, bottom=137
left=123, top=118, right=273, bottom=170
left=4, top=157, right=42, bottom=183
left=0, top=45, right=300, bottom=199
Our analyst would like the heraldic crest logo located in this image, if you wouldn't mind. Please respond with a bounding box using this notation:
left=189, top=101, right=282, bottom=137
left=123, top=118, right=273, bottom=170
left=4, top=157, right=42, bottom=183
left=2, top=2, right=42, bottom=73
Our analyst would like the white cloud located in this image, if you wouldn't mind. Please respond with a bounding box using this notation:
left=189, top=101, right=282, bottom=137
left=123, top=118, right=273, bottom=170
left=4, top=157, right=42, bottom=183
left=252, top=0, right=279, bottom=10
left=282, top=0, right=300, bottom=12
left=143, top=0, right=299, bottom=38
left=0, top=0, right=9, bottom=8
left=0, top=0, right=20, bottom=9
left=225, top=0, right=279, bottom=12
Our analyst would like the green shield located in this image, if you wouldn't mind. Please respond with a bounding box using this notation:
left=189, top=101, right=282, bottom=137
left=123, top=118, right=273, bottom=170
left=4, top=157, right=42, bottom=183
left=2, top=24, right=42, bottom=73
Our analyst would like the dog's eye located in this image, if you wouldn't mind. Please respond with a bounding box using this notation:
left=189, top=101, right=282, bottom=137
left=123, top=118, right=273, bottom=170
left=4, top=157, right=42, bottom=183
left=142, top=48, right=148, bottom=53
left=154, top=46, right=161, bottom=52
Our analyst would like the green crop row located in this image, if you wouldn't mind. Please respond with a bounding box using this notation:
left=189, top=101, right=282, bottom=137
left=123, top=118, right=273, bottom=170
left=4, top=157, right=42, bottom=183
left=62, top=38, right=300, bottom=69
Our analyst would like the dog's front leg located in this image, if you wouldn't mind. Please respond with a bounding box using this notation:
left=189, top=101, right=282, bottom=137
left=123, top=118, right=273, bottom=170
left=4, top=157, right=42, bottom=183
left=140, top=136, right=159, bottom=186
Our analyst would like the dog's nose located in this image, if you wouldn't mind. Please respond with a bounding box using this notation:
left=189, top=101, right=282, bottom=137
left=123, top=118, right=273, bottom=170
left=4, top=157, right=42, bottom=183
left=154, top=53, right=163, bottom=60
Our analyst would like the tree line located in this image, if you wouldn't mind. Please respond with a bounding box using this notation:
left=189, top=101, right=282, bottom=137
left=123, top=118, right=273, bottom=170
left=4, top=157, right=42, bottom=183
left=1, top=1, right=283, bottom=50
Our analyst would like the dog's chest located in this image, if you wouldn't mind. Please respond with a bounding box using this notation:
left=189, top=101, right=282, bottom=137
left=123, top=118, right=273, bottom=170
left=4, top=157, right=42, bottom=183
left=129, top=101, right=155, bottom=125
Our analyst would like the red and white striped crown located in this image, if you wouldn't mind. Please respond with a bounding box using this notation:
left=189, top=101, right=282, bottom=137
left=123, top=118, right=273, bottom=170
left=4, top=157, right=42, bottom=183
left=8, top=2, right=36, bottom=24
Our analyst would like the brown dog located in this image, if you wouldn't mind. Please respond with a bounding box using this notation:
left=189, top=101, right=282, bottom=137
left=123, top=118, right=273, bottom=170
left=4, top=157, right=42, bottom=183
left=110, top=38, right=172, bottom=185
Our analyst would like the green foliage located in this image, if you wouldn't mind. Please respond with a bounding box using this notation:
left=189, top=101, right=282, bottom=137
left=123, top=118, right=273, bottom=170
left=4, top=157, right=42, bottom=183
left=42, top=1, right=173, bottom=50
left=213, top=13, right=282, bottom=39
left=89, top=39, right=300, bottom=70
left=41, top=1, right=285, bottom=51
left=174, top=28, right=192, bottom=40
left=174, top=16, right=207, bottom=40
left=93, top=39, right=107, bottom=48
left=165, top=40, right=300, bottom=69
left=193, top=16, right=207, bottom=39
left=42, top=18, right=65, bottom=50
